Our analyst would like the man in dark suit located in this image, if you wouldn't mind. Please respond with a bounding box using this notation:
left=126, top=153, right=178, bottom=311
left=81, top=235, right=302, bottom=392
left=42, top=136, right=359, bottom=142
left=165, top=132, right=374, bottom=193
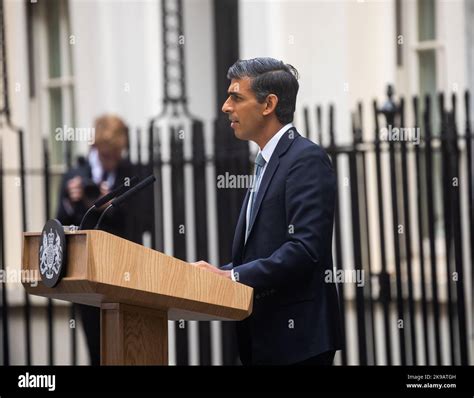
left=56, top=115, right=138, bottom=365
left=192, top=58, right=342, bottom=365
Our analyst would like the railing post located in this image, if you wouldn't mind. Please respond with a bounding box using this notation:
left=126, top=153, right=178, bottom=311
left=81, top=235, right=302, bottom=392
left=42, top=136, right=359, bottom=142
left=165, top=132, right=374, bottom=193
left=379, top=84, right=407, bottom=365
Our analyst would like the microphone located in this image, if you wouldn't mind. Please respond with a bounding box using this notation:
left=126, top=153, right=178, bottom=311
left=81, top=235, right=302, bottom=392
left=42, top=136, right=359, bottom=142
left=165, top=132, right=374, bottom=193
left=94, top=175, right=156, bottom=230
left=78, top=176, right=139, bottom=230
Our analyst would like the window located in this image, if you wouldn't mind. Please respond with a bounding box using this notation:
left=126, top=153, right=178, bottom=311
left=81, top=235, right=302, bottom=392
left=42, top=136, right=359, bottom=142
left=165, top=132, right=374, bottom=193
left=417, top=0, right=438, bottom=120
left=29, top=0, right=76, bottom=166
left=415, top=0, right=443, bottom=237
left=28, top=0, right=76, bottom=216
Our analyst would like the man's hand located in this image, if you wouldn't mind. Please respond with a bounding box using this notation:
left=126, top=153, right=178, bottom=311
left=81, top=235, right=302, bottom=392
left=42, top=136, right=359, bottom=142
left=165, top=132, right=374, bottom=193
left=190, top=261, right=232, bottom=279
left=99, top=181, right=110, bottom=197
left=97, top=181, right=112, bottom=208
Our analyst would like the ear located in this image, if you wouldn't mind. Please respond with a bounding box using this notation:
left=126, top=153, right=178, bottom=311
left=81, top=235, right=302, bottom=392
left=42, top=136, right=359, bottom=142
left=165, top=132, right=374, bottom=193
left=262, top=94, right=279, bottom=116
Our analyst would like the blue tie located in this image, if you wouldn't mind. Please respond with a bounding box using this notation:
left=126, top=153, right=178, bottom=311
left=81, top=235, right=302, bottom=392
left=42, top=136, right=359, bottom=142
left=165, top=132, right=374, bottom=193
left=247, top=152, right=266, bottom=236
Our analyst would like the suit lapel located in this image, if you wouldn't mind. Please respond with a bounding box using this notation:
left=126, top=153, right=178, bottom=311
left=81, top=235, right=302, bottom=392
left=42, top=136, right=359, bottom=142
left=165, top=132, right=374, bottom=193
left=231, top=128, right=300, bottom=261
left=245, top=156, right=279, bottom=241
left=232, top=188, right=250, bottom=261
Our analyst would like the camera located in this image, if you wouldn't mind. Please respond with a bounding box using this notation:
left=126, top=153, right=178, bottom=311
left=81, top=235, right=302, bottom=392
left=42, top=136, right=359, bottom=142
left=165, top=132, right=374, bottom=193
left=81, top=177, right=101, bottom=202
left=66, top=156, right=101, bottom=202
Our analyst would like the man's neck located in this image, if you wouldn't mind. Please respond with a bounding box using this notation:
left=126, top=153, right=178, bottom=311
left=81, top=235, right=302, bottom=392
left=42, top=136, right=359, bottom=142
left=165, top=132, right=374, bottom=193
left=255, top=121, right=285, bottom=150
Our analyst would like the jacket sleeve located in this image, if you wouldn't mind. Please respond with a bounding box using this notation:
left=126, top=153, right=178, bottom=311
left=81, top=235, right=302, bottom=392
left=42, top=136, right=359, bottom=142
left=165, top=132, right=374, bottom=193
left=232, top=146, right=336, bottom=291
left=220, top=262, right=233, bottom=271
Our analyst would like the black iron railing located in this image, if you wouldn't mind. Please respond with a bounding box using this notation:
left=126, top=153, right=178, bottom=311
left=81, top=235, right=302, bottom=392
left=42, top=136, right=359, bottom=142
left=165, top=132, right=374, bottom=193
left=1, top=85, right=472, bottom=365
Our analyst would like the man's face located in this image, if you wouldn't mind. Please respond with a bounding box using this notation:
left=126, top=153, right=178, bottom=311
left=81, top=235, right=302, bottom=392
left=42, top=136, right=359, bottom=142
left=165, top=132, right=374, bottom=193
left=221, top=78, right=266, bottom=141
left=97, top=144, right=123, bottom=172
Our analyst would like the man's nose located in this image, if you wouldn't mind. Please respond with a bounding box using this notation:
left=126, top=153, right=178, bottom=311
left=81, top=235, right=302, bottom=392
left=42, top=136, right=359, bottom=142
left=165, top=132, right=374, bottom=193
left=222, top=98, right=231, bottom=114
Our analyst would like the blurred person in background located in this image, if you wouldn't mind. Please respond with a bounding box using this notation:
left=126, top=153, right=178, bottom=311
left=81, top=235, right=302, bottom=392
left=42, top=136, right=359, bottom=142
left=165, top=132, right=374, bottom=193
left=56, top=114, right=135, bottom=365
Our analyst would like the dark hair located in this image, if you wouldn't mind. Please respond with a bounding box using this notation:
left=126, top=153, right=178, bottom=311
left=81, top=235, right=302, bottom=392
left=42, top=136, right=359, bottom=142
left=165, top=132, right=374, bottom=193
left=227, top=57, right=299, bottom=125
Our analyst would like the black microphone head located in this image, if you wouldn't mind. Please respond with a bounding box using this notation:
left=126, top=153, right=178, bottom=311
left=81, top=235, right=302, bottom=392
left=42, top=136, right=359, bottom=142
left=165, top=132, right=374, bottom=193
left=93, top=176, right=139, bottom=208
left=111, top=175, right=156, bottom=208
left=94, top=175, right=154, bottom=230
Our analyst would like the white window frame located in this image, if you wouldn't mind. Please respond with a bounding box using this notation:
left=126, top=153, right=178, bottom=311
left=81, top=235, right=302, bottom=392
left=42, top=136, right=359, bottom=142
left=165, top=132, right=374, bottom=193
left=399, top=0, right=445, bottom=98
left=31, top=0, right=75, bottom=169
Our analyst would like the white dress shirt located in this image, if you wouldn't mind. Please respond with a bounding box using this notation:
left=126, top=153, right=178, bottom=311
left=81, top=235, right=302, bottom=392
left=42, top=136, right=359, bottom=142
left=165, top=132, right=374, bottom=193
left=231, top=123, right=294, bottom=282
left=89, top=147, right=116, bottom=187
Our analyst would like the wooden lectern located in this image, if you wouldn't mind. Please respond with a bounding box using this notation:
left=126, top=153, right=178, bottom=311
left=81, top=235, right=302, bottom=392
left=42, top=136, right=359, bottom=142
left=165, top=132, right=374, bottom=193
left=21, top=230, right=253, bottom=365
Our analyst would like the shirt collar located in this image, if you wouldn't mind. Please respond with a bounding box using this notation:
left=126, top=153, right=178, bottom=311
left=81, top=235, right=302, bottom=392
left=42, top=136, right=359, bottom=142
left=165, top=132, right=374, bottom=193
left=259, top=123, right=294, bottom=164
left=88, top=148, right=103, bottom=184
left=88, top=147, right=117, bottom=186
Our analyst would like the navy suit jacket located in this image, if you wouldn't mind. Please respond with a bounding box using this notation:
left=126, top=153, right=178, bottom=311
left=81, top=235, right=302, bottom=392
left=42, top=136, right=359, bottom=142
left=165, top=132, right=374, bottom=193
left=222, top=127, right=343, bottom=365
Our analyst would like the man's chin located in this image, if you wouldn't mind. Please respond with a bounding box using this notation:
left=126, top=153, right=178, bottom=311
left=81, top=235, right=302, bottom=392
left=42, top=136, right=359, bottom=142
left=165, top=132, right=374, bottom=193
left=233, top=128, right=250, bottom=141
